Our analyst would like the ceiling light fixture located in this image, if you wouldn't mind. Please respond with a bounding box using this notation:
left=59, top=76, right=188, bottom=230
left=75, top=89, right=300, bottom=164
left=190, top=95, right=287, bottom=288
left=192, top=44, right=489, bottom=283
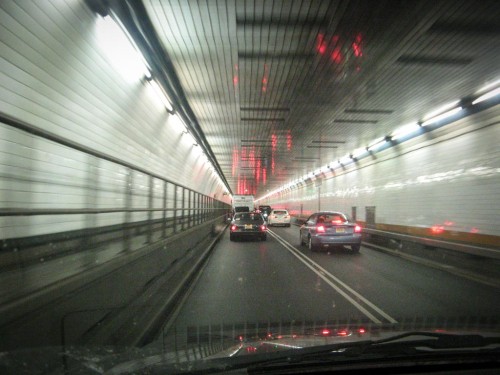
left=475, top=79, right=500, bottom=94
left=147, top=78, right=174, bottom=112
left=421, top=107, right=462, bottom=127
left=352, top=147, right=367, bottom=159
left=95, top=13, right=151, bottom=82
left=391, top=122, right=421, bottom=141
left=472, top=87, right=500, bottom=105
left=422, top=100, right=460, bottom=122
left=339, top=154, right=352, bottom=165
left=367, top=136, right=391, bottom=152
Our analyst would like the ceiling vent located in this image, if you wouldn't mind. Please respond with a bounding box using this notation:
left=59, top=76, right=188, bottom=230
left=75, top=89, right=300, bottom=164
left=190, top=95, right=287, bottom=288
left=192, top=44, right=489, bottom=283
left=397, top=55, right=473, bottom=66
left=345, top=109, right=393, bottom=115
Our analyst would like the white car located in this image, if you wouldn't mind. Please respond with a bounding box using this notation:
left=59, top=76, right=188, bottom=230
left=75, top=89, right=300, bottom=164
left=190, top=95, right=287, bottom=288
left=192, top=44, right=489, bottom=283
left=267, top=209, right=291, bottom=227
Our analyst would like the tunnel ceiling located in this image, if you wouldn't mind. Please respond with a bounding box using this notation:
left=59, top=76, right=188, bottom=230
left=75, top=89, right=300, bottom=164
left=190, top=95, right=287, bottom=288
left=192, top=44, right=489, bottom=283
left=138, top=0, right=499, bottom=197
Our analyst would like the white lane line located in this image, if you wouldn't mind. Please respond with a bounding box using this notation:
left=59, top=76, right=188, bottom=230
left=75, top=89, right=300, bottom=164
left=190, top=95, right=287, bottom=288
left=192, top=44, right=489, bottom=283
left=268, top=230, right=398, bottom=324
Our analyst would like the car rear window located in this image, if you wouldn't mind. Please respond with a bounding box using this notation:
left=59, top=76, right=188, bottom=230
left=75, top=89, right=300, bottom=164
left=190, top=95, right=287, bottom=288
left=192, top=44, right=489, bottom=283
left=273, top=210, right=287, bottom=215
left=317, top=214, right=347, bottom=223
left=235, top=213, right=264, bottom=223
left=331, top=214, right=345, bottom=220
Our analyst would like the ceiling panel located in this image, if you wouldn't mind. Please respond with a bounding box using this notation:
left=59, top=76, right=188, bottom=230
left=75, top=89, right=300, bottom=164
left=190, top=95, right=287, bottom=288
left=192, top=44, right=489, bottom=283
left=143, top=0, right=500, bottom=196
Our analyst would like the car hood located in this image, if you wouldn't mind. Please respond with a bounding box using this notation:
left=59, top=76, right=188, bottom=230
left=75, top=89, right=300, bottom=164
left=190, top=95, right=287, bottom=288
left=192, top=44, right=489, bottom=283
left=1, top=321, right=499, bottom=374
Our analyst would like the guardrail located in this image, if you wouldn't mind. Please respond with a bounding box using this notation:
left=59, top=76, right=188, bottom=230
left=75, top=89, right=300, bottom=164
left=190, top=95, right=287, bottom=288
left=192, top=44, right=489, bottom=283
left=0, top=213, right=229, bottom=350
left=361, top=228, right=500, bottom=260
left=0, top=209, right=227, bottom=271
left=1, top=113, right=232, bottom=264
left=291, top=216, right=499, bottom=259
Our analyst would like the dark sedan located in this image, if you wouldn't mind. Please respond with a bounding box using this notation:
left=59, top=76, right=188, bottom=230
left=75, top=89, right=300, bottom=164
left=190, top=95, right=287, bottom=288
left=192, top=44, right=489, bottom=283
left=299, top=211, right=362, bottom=252
left=230, top=212, right=267, bottom=241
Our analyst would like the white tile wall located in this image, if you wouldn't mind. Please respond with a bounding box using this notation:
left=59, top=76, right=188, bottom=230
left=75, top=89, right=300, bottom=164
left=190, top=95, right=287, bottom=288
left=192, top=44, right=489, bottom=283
left=0, top=0, right=229, bottom=239
left=271, top=107, right=500, bottom=237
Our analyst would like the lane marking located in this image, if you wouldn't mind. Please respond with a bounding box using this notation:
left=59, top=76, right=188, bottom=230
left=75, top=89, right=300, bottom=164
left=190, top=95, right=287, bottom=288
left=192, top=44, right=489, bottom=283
left=268, top=229, right=398, bottom=324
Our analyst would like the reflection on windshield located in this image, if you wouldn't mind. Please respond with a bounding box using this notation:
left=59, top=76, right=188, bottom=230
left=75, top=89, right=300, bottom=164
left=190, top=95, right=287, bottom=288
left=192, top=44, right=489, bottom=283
left=0, top=0, right=499, bottom=374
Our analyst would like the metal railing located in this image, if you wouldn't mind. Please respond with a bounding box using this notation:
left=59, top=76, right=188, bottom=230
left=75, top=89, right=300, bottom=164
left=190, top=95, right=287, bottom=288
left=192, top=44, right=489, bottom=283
left=362, top=227, right=500, bottom=260
left=291, top=215, right=499, bottom=260
left=0, top=113, right=231, bottom=261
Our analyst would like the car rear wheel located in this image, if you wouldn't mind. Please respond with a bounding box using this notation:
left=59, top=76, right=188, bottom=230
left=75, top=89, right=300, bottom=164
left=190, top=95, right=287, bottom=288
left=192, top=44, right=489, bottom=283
left=261, top=234, right=267, bottom=241
left=351, top=244, right=360, bottom=253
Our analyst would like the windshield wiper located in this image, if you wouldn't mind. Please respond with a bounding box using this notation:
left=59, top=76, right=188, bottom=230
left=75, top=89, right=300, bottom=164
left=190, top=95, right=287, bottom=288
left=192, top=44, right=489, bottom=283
left=364, top=330, right=500, bottom=349
left=244, top=331, right=500, bottom=373
left=136, top=332, right=499, bottom=374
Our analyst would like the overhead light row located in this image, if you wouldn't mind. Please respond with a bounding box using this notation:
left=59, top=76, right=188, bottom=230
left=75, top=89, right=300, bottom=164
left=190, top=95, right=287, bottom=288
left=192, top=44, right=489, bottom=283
left=96, top=12, right=175, bottom=113
left=94, top=10, right=231, bottom=195
left=258, top=79, right=500, bottom=201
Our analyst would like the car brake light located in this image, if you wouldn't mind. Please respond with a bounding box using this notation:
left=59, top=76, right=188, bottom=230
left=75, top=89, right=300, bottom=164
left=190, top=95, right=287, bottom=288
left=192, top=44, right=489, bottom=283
left=231, top=225, right=237, bottom=231
left=332, top=219, right=343, bottom=224
left=357, top=327, right=366, bottom=334
left=317, top=225, right=325, bottom=233
left=354, top=225, right=362, bottom=233
left=260, top=225, right=267, bottom=231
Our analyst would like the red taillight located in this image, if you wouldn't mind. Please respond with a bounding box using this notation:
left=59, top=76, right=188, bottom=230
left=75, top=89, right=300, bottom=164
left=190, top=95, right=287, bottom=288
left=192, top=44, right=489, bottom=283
left=332, top=219, right=343, bottom=224
left=431, top=225, right=444, bottom=234
left=354, top=225, right=362, bottom=233
left=317, top=225, right=326, bottom=233
left=231, top=225, right=237, bottom=231
left=260, top=225, right=267, bottom=231
left=321, top=329, right=330, bottom=336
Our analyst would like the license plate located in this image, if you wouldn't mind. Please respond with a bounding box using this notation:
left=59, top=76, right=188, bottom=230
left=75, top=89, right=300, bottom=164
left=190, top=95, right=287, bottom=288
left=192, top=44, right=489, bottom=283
left=336, top=228, right=346, bottom=233
left=244, top=224, right=253, bottom=229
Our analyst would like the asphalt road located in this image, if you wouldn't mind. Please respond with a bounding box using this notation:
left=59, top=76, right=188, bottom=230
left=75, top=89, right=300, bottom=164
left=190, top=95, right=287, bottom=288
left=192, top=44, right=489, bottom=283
left=164, top=225, right=500, bottom=343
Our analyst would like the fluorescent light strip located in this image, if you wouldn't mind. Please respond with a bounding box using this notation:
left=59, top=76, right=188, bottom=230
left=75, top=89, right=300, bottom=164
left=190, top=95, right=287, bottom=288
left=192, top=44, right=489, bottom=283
left=352, top=147, right=367, bottom=158
left=96, top=14, right=151, bottom=82
left=476, top=79, right=500, bottom=94
left=148, top=79, right=174, bottom=112
left=422, top=100, right=460, bottom=121
left=391, top=122, right=420, bottom=140
left=421, top=107, right=462, bottom=126
left=472, top=87, right=500, bottom=105
left=339, top=154, right=352, bottom=165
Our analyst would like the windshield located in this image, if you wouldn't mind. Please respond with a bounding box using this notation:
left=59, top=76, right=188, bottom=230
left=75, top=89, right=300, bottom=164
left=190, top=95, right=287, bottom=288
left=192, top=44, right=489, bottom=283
left=273, top=210, right=288, bottom=215
left=234, top=213, right=265, bottom=223
left=1, top=0, right=499, bottom=374
left=313, top=213, right=348, bottom=224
